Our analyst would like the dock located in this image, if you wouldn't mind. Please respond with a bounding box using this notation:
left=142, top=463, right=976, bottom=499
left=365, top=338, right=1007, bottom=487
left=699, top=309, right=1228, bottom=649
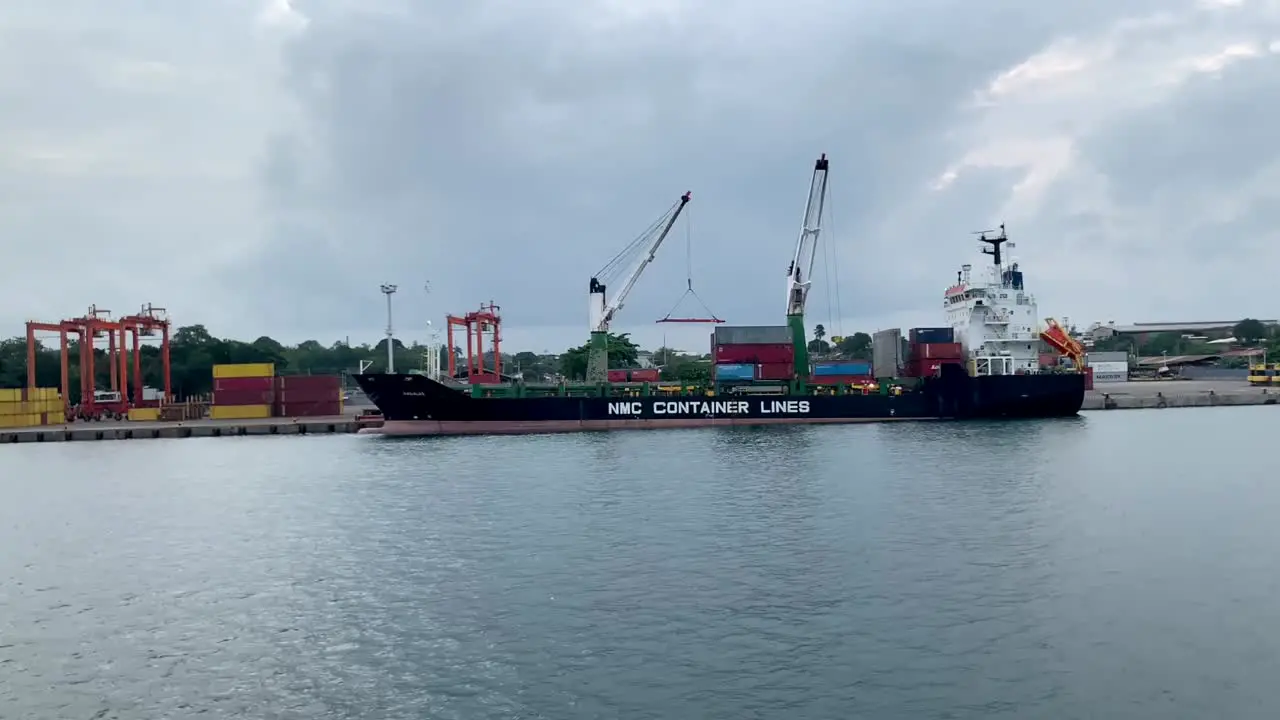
left=0, top=415, right=384, bottom=443
left=1083, top=380, right=1277, bottom=411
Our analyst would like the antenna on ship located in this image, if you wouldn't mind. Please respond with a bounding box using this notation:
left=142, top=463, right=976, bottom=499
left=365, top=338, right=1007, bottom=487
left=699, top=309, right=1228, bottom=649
left=973, top=223, right=1007, bottom=267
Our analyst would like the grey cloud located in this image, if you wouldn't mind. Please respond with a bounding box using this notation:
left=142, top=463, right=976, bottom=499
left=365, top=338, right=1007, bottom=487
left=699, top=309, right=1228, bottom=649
left=3, top=0, right=1278, bottom=349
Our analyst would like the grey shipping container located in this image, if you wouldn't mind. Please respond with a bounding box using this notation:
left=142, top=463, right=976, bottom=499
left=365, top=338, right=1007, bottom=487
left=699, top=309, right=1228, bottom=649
left=714, top=325, right=793, bottom=345
left=872, top=328, right=903, bottom=378
left=1086, top=351, right=1128, bottom=363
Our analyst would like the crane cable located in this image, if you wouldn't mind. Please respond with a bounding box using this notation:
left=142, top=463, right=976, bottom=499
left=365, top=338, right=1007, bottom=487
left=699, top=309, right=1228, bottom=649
left=659, top=203, right=722, bottom=322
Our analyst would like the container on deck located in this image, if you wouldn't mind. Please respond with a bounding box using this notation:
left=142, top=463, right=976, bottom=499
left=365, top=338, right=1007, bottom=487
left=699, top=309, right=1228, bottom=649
left=606, top=370, right=630, bottom=383
left=813, top=361, right=871, bottom=376
left=911, top=342, right=963, bottom=360
left=713, top=363, right=756, bottom=381
left=756, top=363, right=794, bottom=381
left=808, top=375, right=874, bottom=386
left=212, top=363, right=275, bottom=379
left=209, top=404, right=272, bottom=420
left=872, top=329, right=903, bottom=379
left=713, top=325, right=792, bottom=346
left=629, top=368, right=660, bottom=383
left=908, top=327, right=954, bottom=344
left=215, top=376, right=275, bottom=393
left=714, top=343, right=794, bottom=364
left=213, top=389, right=275, bottom=406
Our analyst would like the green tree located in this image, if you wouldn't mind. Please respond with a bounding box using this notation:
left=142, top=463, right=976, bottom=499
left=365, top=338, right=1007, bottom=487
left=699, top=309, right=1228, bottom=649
left=814, top=324, right=826, bottom=342
left=1234, top=318, right=1268, bottom=343
left=836, top=332, right=872, bottom=359
left=559, top=333, right=640, bottom=380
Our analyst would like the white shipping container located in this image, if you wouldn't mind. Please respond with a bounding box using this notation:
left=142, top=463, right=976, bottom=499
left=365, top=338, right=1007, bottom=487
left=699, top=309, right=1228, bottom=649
left=1093, top=372, right=1127, bottom=383
left=1088, top=361, right=1129, bottom=374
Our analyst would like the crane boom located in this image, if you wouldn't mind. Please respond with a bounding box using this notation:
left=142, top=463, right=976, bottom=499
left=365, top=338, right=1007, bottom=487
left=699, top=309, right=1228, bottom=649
left=585, top=191, right=691, bottom=382
left=786, top=154, right=829, bottom=316
left=590, top=191, right=691, bottom=334
left=784, top=154, right=829, bottom=383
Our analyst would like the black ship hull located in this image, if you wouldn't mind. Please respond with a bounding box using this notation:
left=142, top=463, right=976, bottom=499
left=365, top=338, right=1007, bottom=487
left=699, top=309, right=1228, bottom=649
left=352, top=366, right=1086, bottom=437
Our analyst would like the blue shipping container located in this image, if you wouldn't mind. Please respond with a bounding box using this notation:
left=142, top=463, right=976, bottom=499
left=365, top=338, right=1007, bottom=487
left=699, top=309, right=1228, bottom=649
left=714, top=363, right=756, bottom=381
left=813, top=362, right=871, bottom=376
left=909, top=327, right=954, bottom=344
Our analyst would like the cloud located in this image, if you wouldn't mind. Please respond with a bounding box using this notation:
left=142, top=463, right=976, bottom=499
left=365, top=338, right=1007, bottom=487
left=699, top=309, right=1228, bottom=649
left=2, top=0, right=1280, bottom=353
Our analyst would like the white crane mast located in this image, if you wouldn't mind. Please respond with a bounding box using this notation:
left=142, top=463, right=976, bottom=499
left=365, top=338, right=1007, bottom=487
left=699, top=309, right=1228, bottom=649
left=785, top=154, right=829, bottom=317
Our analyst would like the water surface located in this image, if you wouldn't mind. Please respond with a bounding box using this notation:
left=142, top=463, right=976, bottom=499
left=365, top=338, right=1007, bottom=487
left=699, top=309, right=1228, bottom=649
left=3, top=406, right=1279, bottom=718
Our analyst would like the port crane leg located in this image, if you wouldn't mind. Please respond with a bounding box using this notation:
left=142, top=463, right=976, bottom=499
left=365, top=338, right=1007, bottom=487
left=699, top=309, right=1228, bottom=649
left=587, top=191, right=692, bottom=382
left=785, top=154, right=830, bottom=382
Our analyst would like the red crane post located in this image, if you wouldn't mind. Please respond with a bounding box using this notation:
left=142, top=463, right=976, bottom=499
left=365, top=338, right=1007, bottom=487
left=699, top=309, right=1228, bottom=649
left=25, top=320, right=77, bottom=418
left=119, top=303, right=173, bottom=405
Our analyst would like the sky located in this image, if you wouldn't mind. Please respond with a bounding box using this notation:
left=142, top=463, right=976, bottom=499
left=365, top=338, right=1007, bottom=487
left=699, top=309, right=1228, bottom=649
left=2, top=0, right=1279, bottom=354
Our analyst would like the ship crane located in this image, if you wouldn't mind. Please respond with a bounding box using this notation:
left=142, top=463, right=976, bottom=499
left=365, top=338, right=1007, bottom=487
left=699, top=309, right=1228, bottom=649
left=587, top=191, right=692, bottom=382
left=1040, top=317, right=1086, bottom=369
left=785, top=153, right=830, bottom=380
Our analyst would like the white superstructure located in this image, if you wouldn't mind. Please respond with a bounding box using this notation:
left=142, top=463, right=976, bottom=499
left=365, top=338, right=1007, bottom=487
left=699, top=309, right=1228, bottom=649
left=942, top=226, right=1040, bottom=375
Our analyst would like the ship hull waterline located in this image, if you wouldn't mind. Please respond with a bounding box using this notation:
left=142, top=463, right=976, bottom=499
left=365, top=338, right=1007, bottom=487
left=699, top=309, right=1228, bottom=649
left=352, top=370, right=1086, bottom=438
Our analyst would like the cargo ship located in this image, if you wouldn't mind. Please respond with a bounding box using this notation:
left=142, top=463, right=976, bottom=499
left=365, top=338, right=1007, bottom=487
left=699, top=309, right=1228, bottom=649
left=353, top=155, right=1086, bottom=437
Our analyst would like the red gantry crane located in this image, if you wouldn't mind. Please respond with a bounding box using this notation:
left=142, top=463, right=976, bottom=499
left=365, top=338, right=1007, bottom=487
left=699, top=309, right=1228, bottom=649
left=447, top=302, right=503, bottom=384
left=119, top=303, right=173, bottom=406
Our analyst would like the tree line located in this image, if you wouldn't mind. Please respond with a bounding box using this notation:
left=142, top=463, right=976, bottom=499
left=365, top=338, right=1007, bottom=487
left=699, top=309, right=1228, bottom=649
left=1090, top=318, right=1280, bottom=366
left=0, top=323, right=877, bottom=401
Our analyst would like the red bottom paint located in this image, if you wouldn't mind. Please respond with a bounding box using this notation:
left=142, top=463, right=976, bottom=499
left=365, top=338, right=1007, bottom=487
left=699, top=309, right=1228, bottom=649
left=360, top=416, right=931, bottom=437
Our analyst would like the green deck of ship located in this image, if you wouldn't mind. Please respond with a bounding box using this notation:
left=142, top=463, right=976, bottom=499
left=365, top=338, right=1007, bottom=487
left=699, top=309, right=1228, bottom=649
left=464, top=379, right=919, bottom=399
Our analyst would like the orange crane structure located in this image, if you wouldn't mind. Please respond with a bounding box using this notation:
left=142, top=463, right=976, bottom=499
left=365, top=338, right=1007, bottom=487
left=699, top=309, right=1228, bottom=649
left=119, top=303, right=173, bottom=406
left=24, top=303, right=173, bottom=421
left=1040, top=317, right=1086, bottom=369
left=446, top=302, right=504, bottom=384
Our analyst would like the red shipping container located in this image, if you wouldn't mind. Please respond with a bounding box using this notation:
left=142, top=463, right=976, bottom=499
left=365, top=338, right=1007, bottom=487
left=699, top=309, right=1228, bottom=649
left=755, top=363, right=794, bottom=380
left=1038, top=353, right=1060, bottom=367
left=274, top=375, right=341, bottom=392
left=606, top=370, right=629, bottom=382
left=714, top=343, right=794, bottom=364
left=1084, top=366, right=1094, bottom=391
left=912, top=342, right=963, bottom=360
left=630, top=369, right=660, bottom=382
left=213, top=389, right=275, bottom=405
left=275, top=402, right=343, bottom=418
left=276, top=389, right=341, bottom=403
left=215, top=376, right=274, bottom=393
left=808, top=375, right=873, bottom=385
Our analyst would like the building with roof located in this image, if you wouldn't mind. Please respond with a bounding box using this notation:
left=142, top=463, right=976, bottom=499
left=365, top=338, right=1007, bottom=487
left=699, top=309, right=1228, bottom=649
left=1088, top=320, right=1279, bottom=344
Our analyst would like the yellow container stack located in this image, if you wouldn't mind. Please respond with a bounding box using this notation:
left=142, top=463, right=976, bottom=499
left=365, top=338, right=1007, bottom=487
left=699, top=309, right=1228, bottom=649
left=0, top=387, right=64, bottom=428
left=210, top=363, right=275, bottom=420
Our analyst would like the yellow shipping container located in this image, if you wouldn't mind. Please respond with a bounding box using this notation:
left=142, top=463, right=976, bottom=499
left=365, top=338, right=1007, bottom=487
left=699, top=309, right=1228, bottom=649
left=127, top=407, right=160, bottom=422
left=0, top=413, right=42, bottom=428
left=0, top=388, right=21, bottom=402
left=209, top=404, right=272, bottom=420
left=212, top=363, right=275, bottom=379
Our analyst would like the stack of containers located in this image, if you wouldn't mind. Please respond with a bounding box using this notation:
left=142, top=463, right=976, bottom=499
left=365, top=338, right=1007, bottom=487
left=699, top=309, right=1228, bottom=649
left=210, top=363, right=275, bottom=420
left=904, top=328, right=964, bottom=377
left=0, top=387, right=62, bottom=428
left=712, top=325, right=794, bottom=382
left=274, top=375, right=343, bottom=417
left=810, top=361, right=872, bottom=385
